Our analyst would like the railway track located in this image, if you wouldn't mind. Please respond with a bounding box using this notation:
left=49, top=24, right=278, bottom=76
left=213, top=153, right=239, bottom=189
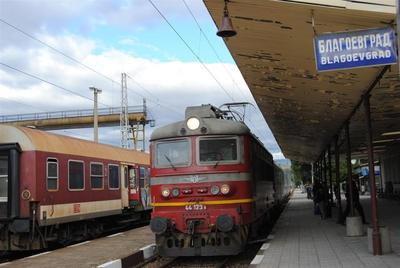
left=141, top=256, right=229, bottom=268
left=140, top=197, right=290, bottom=268
left=139, top=234, right=266, bottom=268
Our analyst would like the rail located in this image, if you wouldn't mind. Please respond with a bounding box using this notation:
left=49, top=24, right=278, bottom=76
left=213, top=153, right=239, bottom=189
left=0, top=105, right=145, bottom=123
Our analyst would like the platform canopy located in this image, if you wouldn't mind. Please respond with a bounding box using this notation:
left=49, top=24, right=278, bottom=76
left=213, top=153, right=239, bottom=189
left=204, top=0, right=400, bottom=162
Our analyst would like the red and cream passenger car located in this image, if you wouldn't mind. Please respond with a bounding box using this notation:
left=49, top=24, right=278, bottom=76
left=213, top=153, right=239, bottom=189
left=0, top=125, right=150, bottom=251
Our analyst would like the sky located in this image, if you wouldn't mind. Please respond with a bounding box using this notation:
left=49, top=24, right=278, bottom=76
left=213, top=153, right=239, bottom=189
left=0, top=0, right=284, bottom=159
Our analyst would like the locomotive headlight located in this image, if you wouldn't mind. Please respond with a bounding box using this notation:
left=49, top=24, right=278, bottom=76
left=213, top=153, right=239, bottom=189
left=171, top=188, right=180, bottom=197
left=161, top=188, right=170, bottom=197
left=186, top=117, right=200, bottom=130
left=211, top=185, right=220, bottom=195
left=220, top=184, right=230, bottom=195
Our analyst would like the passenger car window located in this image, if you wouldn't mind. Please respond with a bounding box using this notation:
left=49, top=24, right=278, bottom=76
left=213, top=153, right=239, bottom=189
left=69, top=161, right=84, bottom=190
left=90, top=163, right=103, bottom=189
left=0, top=156, right=8, bottom=200
left=108, top=165, right=120, bottom=189
left=47, top=158, right=58, bottom=190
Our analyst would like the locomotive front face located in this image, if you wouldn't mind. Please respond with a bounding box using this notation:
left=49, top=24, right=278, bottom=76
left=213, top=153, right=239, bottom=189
left=149, top=107, right=253, bottom=256
left=149, top=105, right=281, bottom=256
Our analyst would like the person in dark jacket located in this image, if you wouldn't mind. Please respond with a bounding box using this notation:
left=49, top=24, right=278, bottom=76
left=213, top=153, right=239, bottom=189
left=313, top=181, right=322, bottom=215
left=341, top=176, right=367, bottom=224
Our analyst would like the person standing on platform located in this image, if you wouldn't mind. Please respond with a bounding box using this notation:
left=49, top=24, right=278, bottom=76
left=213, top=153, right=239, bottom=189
left=306, top=183, right=313, bottom=199
left=313, top=181, right=322, bottom=215
left=340, top=176, right=367, bottom=224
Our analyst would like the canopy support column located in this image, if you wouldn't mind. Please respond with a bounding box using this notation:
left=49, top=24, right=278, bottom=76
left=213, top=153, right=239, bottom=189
left=345, top=123, right=355, bottom=217
left=334, top=136, right=343, bottom=223
left=364, top=95, right=382, bottom=255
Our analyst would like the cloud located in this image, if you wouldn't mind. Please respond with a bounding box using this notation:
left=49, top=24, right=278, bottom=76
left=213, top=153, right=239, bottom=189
left=0, top=0, right=209, bottom=41
left=119, top=37, right=160, bottom=52
left=0, top=13, right=283, bottom=158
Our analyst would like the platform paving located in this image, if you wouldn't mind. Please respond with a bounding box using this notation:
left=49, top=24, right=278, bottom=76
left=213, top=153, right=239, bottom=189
left=255, top=190, right=400, bottom=268
left=1, top=225, right=154, bottom=268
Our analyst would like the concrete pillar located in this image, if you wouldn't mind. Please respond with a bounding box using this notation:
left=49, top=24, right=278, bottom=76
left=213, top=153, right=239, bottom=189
left=90, top=86, right=102, bottom=143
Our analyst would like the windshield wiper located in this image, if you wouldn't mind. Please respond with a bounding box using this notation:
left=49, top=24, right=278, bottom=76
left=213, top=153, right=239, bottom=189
left=214, top=161, right=220, bottom=169
left=164, top=154, right=177, bottom=170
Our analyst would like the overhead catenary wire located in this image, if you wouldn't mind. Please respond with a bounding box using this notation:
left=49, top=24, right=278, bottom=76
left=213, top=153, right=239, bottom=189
left=0, top=18, right=182, bottom=117
left=180, top=0, right=270, bottom=143
left=181, top=0, right=249, bottom=102
left=1, top=12, right=273, bottom=149
left=0, top=18, right=114, bottom=83
left=0, top=62, right=111, bottom=107
left=0, top=96, right=47, bottom=113
left=147, top=0, right=235, bottom=102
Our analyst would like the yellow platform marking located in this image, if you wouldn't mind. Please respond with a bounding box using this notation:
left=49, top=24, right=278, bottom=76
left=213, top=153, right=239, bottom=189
left=151, top=198, right=254, bottom=207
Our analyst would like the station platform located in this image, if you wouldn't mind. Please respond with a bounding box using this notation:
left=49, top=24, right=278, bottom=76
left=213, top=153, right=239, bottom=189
left=0, top=226, right=154, bottom=268
left=251, top=190, right=400, bottom=268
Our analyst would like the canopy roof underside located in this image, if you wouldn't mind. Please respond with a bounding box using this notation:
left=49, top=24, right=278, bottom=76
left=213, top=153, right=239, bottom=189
left=204, top=0, right=400, bottom=162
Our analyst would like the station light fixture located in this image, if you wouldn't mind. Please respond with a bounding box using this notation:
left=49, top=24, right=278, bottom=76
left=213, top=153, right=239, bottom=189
left=217, top=0, right=237, bottom=38
left=187, top=117, right=200, bottom=130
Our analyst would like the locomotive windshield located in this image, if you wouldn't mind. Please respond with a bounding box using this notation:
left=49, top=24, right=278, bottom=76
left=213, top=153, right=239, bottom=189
left=155, top=139, right=190, bottom=168
left=199, top=137, right=238, bottom=163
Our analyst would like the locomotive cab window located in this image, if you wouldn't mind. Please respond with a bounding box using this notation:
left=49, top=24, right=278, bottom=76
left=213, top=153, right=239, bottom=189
left=47, top=158, right=58, bottom=191
left=68, top=160, right=84, bottom=190
left=90, top=162, right=103, bottom=189
left=154, top=139, right=191, bottom=168
left=198, top=136, right=239, bottom=164
left=108, top=164, right=120, bottom=190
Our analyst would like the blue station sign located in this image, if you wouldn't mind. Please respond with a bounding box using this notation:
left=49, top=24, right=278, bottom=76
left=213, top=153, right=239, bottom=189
left=314, top=27, right=397, bottom=72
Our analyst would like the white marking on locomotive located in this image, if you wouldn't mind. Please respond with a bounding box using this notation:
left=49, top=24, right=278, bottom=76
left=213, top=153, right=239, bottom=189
left=189, top=175, right=206, bottom=183
left=185, top=204, right=207, bottom=211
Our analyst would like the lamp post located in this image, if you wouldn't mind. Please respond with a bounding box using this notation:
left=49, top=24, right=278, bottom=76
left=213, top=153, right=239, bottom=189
left=89, top=86, right=102, bottom=142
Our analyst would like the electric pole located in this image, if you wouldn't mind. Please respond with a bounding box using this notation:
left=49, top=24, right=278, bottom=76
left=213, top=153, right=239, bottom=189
left=89, top=86, right=102, bottom=142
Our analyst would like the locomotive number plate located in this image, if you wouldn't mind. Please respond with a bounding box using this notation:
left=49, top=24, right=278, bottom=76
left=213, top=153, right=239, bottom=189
left=185, top=204, right=207, bottom=211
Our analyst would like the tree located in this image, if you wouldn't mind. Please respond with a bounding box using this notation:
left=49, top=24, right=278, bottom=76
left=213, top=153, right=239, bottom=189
left=291, top=161, right=311, bottom=186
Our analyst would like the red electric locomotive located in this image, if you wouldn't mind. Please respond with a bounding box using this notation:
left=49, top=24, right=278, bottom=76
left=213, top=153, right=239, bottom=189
left=149, top=104, right=290, bottom=256
left=0, top=125, right=150, bottom=251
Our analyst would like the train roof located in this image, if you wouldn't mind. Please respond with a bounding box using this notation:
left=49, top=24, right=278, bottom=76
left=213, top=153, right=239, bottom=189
left=0, top=125, right=149, bottom=165
left=151, top=119, right=250, bottom=141
left=151, top=104, right=250, bottom=141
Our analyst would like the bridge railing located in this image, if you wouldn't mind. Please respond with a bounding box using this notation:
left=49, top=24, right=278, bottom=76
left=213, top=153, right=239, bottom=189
left=0, top=105, right=145, bottom=123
